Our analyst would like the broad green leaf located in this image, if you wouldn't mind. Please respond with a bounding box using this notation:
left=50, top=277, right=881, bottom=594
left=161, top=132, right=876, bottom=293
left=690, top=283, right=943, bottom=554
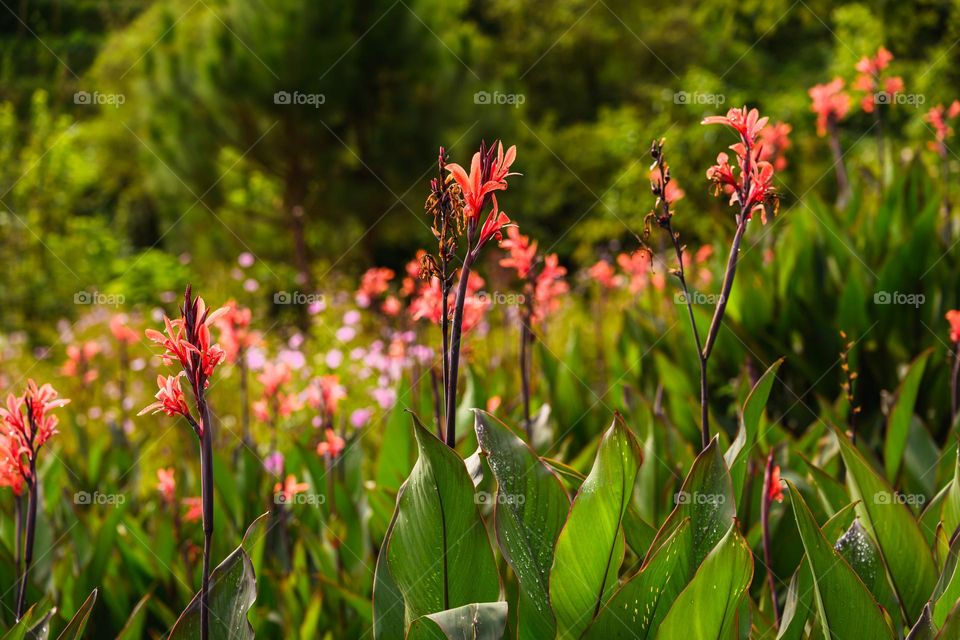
left=583, top=518, right=694, bottom=639
left=1, top=602, right=55, bottom=640
left=940, top=440, right=960, bottom=542
left=836, top=428, right=937, bottom=621
left=549, top=416, right=642, bottom=640
left=727, top=358, right=783, bottom=502
left=387, top=414, right=499, bottom=621
left=658, top=525, right=753, bottom=639
left=648, top=437, right=735, bottom=567
left=54, top=589, right=96, bottom=640
left=906, top=604, right=936, bottom=640
left=787, top=482, right=893, bottom=639
left=884, top=350, right=931, bottom=482
left=168, top=515, right=267, bottom=640
left=115, top=594, right=150, bottom=640
left=932, top=529, right=960, bottom=626
left=474, top=411, right=569, bottom=640
left=407, top=602, right=508, bottom=640
left=377, top=379, right=418, bottom=493
left=834, top=520, right=899, bottom=627
left=373, top=489, right=406, bottom=640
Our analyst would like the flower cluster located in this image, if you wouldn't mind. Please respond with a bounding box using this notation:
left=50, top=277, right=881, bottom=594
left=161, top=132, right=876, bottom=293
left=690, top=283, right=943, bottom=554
left=214, top=300, right=259, bottom=365
left=809, top=78, right=851, bottom=137
left=0, top=381, right=69, bottom=495
left=703, top=106, right=779, bottom=223
left=926, top=101, right=960, bottom=155
left=356, top=267, right=401, bottom=315
left=62, top=341, right=100, bottom=384
left=853, top=46, right=903, bottom=113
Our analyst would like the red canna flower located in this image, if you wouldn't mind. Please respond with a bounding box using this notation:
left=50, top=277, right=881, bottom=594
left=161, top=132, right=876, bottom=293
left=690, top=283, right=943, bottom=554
left=62, top=341, right=100, bottom=384
left=316, top=428, right=346, bottom=458
left=146, top=295, right=226, bottom=388
left=617, top=251, right=651, bottom=294
left=0, top=380, right=69, bottom=479
left=766, top=465, right=784, bottom=503
left=356, top=267, right=395, bottom=308
left=477, top=195, right=512, bottom=249
left=532, top=254, right=568, bottom=323
left=853, top=46, right=903, bottom=113
left=214, top=300, right=258, bottom=365
left=0, top=432, right=28, bottom=496
left=947, top=310, right=960, bottom=343
left=409, top=277, right=446, bottom=325
left=446, top=142, right=518, bottom=222
left=499, top=226, right=538, bottom=279
left=156, top=467, right=176, bottom=506
left=703, top=106, right=778, bottom=223
left=926, top=101, right=960, bottom=154
left=139, top=375, right=192, bottom=421
left=274, top=474, right=310, bottom=502
left=809, top=78, right=851, bottom=137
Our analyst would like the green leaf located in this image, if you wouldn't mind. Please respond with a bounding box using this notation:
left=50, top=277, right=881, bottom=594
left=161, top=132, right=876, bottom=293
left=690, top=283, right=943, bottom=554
left=836, top=428, right=937, bottom=621
left=583, top=518, right=694, bottom=639
left=549, top=415, right=642, bottom=640
left=373, top=492, right=406, bottom=640
left=658, top=525, right=753, bottom=639
left=940, top=440, right=960, bottom=543
left=377, top=379, right=418, bottom=493
left=407, top=602, right=508, bottom=640
left=906, top=604, right=936, bottom=639
left=167, top=515, right=267, bottom=640
left=54, top=589, right=96, bottom=640
left=787, top=482, right=894, bottom=639
left=932, top=529, right=960, bottom=626
left=474, top=411, right=569, bottom=640
left=834, top=520, right=899, bottom=627
left=727, top=358, right=783, bottom=502
left=884, top=350, right=931, bottom=482
left=1, top=602, right=55, bottom=640
left=386, top=413, right=500, bottom=622
left=115, top=594, right=150, bottom=640
left=648, top=437, right=735, bottom=567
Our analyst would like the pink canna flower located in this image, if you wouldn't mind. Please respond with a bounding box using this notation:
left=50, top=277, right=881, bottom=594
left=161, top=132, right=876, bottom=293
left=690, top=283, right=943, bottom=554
left=588, top=260, right=618, bottom=289
left=258, top=362, right=292, bottom=397
left=214, top=301, right=258, bottom=365
left=62, top=341, right=100, bottom=384
left=0, top=432, right=28, bottom=496
left=809, top=78, right=851, bottom=137
left=532, top=254, right=569, bottom=323
left=274, top=475, right=310, bottom=503
left=926, top=101, right=960, bottom=154
left=356, top=267, right=395, bottom=308
left=182, top=496, right=203, bottom=523
left=409, top=278, right=445, bottom=325
left=499, top=226, right=538, bottom=279
left=139, top=375, right=192, bottom=421
left=617, top=251, right=651, bottom=294
left=947, top=310, right=960, bottom=343
left=156, top=467, right=176, bottom=506
left=758, top=122, right=792, bottom=171
left=381, top=295, right=402, bottom=316
left=110, top=315, right=140, bottom=345
left=853, top=46, right=903, bottom=113
left=703, top=106, right=779, bottom=223
left=316, top=428, right=346, bottom=458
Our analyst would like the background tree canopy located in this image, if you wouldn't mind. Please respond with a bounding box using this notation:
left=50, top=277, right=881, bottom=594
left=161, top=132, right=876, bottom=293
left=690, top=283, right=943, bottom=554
left=1, top=0, right=959, bottom=336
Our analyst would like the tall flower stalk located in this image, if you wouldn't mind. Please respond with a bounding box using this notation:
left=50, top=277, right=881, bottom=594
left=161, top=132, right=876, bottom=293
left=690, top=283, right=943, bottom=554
left=0, top=380, right=69, bottom=619
left=424, top=140, right=517, bottom=447
left=140, top=286, right=226, bottom=640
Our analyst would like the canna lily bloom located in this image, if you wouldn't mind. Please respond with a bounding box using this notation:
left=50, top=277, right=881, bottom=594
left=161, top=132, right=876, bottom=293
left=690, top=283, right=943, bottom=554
left=477, top=195, right=512, bottom=249
left=356, top=267, right=395, bottom=308
left=853, top=46, right=903, bottom=113
left=274, top=475, right=310, bottom=503
left=306, top=375, right=347, bottom=420
left=758, top=122, right=792, bottom=171
left=214, top=300, right=258, bottom=365
left=146, top=296, right=227, bottom=387
left=0, top=432, right=28, bottom=496
left=703, top=106, right=778, bottom=223
left=766, top=465, right=784, bottom=503
left=258, top=361, right=292, bottom=397
left=947, top=310, right=960, bottom=343
left=409, top=277, right=445, bottom=325
left=62, top=341, right=100, bottom=384
left=499, top=226, right=538, bottom=279
left=588, top=260, right=618, bottom=289
left=532, top=254, right=569, bottom=323
left=0, top=381, right=69, bottom=480
left=381, top=295, right=402, bottom=317
left=446, top=142, right=518, bottom=222
left=139, top=375, right=192, bottom=422
left=617, top=251, right=651, bottom=294
left=182, top=496, right=203, bottom=523
left=110, top=315, right=140, bottom=345
left=156, top=467, right=176, bottom=506
left=316, top=428, right=346, bottom=458
left=809, top=78, right=851, bottom=137
left=926, top=101, right=960, bottom=154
